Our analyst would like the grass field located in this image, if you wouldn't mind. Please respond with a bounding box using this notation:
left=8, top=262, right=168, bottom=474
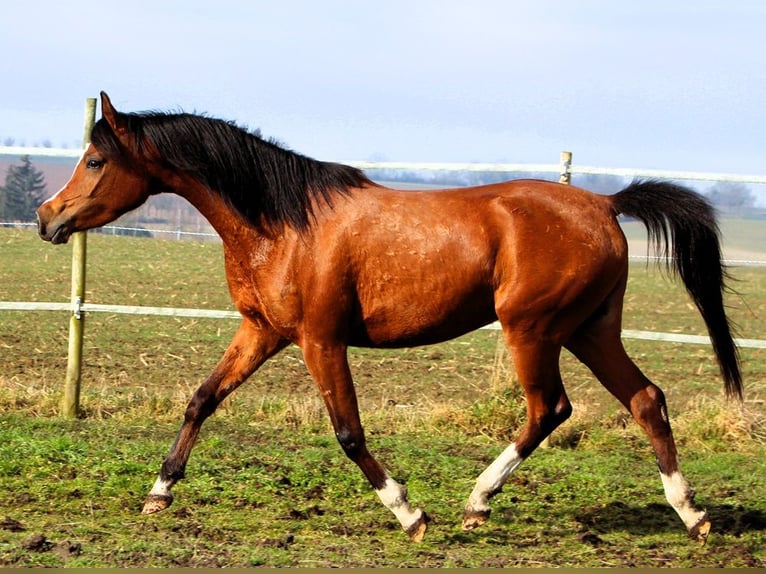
left=0, top=226, right=765, bottom=567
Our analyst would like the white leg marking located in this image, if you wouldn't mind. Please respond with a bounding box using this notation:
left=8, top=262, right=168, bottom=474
left=148, top=475, right=174, bottom=498
left=466, top=443, right=524, bottom=515
left=660, top=470, right=707, bottom=530
left=375, top=477, right=424, bottom=532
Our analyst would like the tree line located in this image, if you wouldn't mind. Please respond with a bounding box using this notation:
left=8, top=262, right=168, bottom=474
left=0, top=156, right=48, bottom=221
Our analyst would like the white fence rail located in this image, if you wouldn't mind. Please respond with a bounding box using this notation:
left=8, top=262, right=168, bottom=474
left=345, top=159, right=766, bottom=186
left=2, top=301, right=764, bottom=349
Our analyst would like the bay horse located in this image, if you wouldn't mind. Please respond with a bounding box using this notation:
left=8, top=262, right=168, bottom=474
left=37, top=92, right=742, bottom=544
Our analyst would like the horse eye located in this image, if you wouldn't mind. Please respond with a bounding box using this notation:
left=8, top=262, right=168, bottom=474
left=86, top=158, right=104, bottom=169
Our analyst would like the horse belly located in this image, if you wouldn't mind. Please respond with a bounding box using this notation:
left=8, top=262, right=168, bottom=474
left=350, top=279, right=496, bottom=348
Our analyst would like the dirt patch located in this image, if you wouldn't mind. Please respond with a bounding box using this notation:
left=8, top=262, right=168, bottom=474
left=0, top=518, right=25, bottom=532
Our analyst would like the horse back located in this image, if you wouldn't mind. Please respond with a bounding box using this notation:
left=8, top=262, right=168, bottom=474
left=307, top=180, right=628, bottom=347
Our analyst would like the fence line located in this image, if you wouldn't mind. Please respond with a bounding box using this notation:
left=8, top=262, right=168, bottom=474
left=628, top=254, right=766, bottom=267
left=2, top=300, right=765, bottom=349
left=1, top=221, right=221, bottom=240
left=344, top=159, right=766, bottom=186
left=2, top=136, right=765, bottom=420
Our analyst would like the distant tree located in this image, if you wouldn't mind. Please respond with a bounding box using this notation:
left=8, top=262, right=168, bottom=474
left=2, top=137, right=15, bottom=146
left=0, top=155, right=48, bottom=221
left=706, top=182, right=756, bottom=215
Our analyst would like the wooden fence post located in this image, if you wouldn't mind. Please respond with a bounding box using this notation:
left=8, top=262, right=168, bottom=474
left=61, top=97, right=97, bottom=418
left=559, top=151, right=572, bottom=185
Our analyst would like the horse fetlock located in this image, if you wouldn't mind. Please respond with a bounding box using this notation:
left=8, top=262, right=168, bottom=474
left=142, top=493, right=174, bottom=514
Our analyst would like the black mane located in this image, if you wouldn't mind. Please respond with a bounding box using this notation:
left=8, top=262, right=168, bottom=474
left=91, top=110, right=371, bottom=231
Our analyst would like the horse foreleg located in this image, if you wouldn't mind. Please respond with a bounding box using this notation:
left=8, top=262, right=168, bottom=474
left=142, top=319, right=287, bottom=514
left=302, top=342, right=428, bottom=541
left=463, top=339, right=571, bottom=531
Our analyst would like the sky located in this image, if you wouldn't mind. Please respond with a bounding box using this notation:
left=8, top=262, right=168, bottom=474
left=1, top=0, right=765, bottom=177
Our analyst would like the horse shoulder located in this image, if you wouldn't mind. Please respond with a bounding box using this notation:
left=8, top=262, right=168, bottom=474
left=217, top=231, right=300, bottom=337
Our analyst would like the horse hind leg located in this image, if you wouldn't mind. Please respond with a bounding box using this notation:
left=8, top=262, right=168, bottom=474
left=463, top=337, right=572, bottom=530
left=565, top=319, right=711, bottom=544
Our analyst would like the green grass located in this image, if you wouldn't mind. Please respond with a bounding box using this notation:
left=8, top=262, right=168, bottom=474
left=1, top=227, right=765, bottom=567
left=0, top=412, right=764, bottom=567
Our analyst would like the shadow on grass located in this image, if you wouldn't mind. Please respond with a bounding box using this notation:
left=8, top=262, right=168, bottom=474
left=443, top=501, right=766, bottom=546
left=576, top=501, right=766, bottom=537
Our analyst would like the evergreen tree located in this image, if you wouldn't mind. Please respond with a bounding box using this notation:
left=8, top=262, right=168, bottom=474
left=0, top=155, right=48, bottom=221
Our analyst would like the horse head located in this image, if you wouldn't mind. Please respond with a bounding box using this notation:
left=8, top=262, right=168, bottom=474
left=37, top=92, right=156, bottom=244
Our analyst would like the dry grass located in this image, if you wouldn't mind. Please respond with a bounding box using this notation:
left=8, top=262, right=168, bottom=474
left=3, top=356, right=762, bottom=457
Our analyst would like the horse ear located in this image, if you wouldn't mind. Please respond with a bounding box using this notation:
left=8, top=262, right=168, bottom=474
left=100, top=91, right=128, bottom=136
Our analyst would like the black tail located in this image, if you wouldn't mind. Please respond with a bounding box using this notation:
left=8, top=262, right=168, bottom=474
left=612, top=179, right=742, bottom=400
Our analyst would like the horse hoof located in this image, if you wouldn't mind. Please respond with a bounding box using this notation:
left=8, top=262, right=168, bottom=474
left=462, top=509, right=490, bottom=531
left=406, top=511, right=429, bottom=542
left=142, top=494, right=173, bottom=515
left=689, top=513, right=711, bottom=545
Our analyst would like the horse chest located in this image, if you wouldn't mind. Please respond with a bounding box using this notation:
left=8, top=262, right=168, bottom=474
left=223, top=257, right=305, bottom=338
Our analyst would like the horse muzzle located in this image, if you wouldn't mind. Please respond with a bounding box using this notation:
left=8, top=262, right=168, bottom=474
left=36, top=208, right=72, bottom=245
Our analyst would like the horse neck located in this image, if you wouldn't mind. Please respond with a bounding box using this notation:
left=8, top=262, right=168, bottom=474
left=170, top=175, right=266, bottom=248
